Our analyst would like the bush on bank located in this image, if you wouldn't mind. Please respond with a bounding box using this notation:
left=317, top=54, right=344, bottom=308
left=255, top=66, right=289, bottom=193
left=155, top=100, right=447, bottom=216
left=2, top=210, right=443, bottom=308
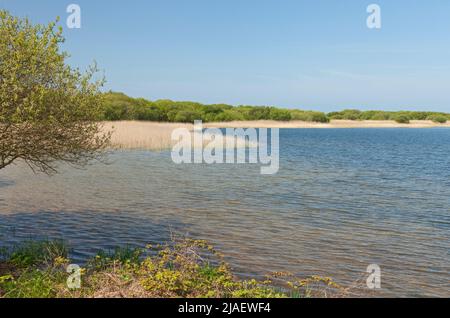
left=328, top=109, right=450, bottom=123
left=0, top=240, right=346, bottom=298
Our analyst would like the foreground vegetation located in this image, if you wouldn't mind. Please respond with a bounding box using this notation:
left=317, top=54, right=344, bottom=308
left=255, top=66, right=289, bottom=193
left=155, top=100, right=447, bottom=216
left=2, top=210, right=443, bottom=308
left=101, top=92, right=450, bottom=124
left=0, top=240, right=349, bottom=298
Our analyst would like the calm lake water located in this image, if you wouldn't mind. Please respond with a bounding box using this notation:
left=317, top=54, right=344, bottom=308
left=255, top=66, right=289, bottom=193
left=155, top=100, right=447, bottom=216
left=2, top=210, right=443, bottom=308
left=1, top=128, right=449, bottom=297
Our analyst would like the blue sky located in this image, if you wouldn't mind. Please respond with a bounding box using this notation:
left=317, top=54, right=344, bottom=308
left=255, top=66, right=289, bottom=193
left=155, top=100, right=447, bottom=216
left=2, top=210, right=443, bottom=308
left=2, top=0, right=450, bottom=112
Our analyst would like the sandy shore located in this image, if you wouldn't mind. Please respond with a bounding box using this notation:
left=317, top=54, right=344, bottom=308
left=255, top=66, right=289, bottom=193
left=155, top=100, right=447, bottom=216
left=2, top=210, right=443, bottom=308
left=103, top=120, right=450, bottom=150
left=203, top=120, right=450, bottom=129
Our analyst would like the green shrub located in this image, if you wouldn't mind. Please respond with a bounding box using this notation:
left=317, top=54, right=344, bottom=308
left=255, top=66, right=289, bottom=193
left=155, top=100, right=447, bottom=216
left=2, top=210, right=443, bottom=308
left=202, top=104, right=232, bottom=122
left=290, top=110, right=328, bottom=122
left=359, top=111, right=390, bottom=120
left=214, top=109, right=245, bottom=122
left=243, top=107, right=272, bottom=120
left=427, top=115, right=447, bottom=123
left=0, top=240, right=350, bottom=298
left=89, top=246, right=142, bottom=270
left=411, top=112, right=428, bottom=120
left=393, top=115, right=410, bottom=124
left=369, top=112, right=391, bottom=120
left=173, top=110, right=203, bottom=123
left=269, top=108, right=292, bottom=121
left=8, top=241, right=68, bottom=268
left=309, top=112, right=330, bottom=123
left=102, top=92, right=138, bottom=120
left=0, top=270, right=63, bottom=298
left=327, top=109, right=362, bottom=120
left=134, top=104, right=165, bottom=121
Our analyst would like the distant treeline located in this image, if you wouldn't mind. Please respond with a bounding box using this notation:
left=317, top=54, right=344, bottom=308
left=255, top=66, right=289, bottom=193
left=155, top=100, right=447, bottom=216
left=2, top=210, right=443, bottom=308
left=101, top=92, right=449, bottom=124
left=328, top=109, right=450, bottom=124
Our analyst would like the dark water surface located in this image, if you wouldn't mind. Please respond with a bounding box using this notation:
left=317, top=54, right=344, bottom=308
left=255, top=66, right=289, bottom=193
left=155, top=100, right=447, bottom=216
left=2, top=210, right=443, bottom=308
left=1, top=128, right=449, bottom=297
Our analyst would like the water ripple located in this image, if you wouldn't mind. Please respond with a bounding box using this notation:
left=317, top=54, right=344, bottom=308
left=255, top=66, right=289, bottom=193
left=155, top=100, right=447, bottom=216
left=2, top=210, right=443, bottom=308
left=0, top=128, right=449, bottom=297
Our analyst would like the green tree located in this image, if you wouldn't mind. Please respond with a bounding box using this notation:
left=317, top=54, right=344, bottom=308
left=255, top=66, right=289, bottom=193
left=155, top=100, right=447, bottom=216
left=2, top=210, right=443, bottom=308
left=269, top=108, right=292, bottom=121
left=0, top=11, right=110, bottom=173
left=393, top=114, right=410, bottom=124
left=427, top=114, right=447, bottom=124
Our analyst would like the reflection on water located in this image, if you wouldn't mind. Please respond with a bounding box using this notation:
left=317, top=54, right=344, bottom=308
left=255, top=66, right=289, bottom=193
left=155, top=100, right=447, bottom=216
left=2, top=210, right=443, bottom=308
left=1, top=128, right=449, bottom=297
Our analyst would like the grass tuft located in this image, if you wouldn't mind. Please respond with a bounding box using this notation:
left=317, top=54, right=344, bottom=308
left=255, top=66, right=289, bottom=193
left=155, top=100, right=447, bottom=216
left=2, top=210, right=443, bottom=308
left=7, top=240, right=68, bottom=268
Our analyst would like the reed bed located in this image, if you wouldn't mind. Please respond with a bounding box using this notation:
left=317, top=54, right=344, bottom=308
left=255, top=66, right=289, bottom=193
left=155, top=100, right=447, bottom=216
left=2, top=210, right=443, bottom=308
left=103, top=121, right=191, bottom=150
left=102, top=121, right=258, bottom=151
